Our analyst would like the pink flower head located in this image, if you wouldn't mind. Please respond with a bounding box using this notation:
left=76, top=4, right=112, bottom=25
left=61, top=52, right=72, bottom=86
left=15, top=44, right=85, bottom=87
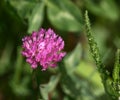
left=22, top=28, right=66, bottom=70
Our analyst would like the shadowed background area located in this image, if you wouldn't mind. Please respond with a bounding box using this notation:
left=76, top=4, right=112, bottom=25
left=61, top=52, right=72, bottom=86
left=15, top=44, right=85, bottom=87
left=0, top=0, right=120, bottom=100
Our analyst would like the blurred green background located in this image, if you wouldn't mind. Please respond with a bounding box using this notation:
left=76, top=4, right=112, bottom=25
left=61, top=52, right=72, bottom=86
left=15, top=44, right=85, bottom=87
left=0, top=0, right=120, bottom=100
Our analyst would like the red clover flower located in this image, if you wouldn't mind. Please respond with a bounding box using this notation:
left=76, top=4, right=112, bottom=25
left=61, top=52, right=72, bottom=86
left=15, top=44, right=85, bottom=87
left=22, top=28, right=66, bottom=70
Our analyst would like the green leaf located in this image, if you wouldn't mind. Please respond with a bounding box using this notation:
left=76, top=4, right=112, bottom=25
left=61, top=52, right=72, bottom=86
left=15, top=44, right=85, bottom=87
left=28, top=2, right=45, bottom=33
left=75, top=61, right=103, bottom=88
left=10, top=76, right=30, bottom=96
left=84, top=0, right=119, bottom=21
left=0, top=42, right=13, bottom=75
left=10, top=47, right=30, bottom=96
left=104, top=56, right=120, bottom=99
left=64, top=43, right=82, bottom=74
left=40, top=75, right=60, bottom=100
left=46, top=0, right=84, bottom=32
left=8, top=0, right=36, bottom=19
left=58, top=62, right=81, bottom=98
left=59, top=62, right=96, bottom=99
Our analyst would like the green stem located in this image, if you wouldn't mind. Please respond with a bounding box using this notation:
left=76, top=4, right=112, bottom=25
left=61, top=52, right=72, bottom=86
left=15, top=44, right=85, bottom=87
left=32, top=69, right=40, bottom=99
left=113, top=49, right=120, bottom=83
left=85, top=11, right=120, bottom=99
left=112, top=49, right=120, bottom=98
left=85, top=10, right=108, bottom=79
